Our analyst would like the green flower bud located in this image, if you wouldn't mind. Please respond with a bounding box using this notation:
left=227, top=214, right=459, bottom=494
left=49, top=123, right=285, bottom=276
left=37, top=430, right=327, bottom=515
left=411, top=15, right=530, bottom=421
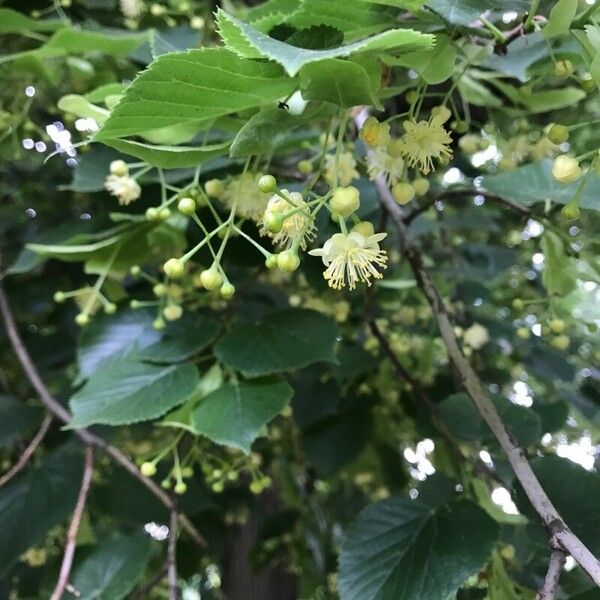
left=547, top=124, right=569, bottom=145
left=177, top=196, right=196, bottom=215
left=265, top=254, right=278, bottom=269
left=200, top=267, right=222, bottom=290
left=53, top=291, right=66, bottom=303
left=330, top=186, right=360, bottom=217
left=130, top=265, right=141, bottom=277
left=551, top=155, right=581, bottom=183
left=163, top=258, right=184, bottom=279
left=220, top=282, right=235, bottom=299
left=277, top=250, right=300, bottom=272
left=549, top=318, right=565, bottom=334
left=554, top=59, right=574, bottom=78
left=412, top=178, right=430, bottom=196
left=561, top=202, right=580, bottom=220
left=205, top=179, right=224, bottom=198
left=109, top=159, right=128, bottom=177
left=75, top=313, right=89, bottom=327
left=392, top=182, right=415, bottom=205
left=258, top=174, right=277, bottom=193
left=351, top=221, right=375, bottom=237
left=298, top=160, right=313, bottom=175
left=512, top=298, right=524, bottom=311
left=104, top=302, right=117, bottom=315
left=516, top=327, right=530, bottom=340
left=145, top=207, right=159, bottom=221
left=140, top=462, right=157, bottom=477
left=159, top=207, right=171, bottom=221
left=174, top=481, right=187, bottom=495
left=153, top=318, right=166, bottom=330
left=163, top=304, right=183, bottom=321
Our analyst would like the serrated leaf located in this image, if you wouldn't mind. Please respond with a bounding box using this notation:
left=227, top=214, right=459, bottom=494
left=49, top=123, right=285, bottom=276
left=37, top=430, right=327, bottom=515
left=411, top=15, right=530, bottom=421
left=299, top=58, right=381, bottom=107
left=191, top=378, right=293, bottom=452
left=0, top=8, right=62, bottom=34
left=0, top=444, right=83, bottom=577
left=214, top=308, right=339, bottom=377
left=543, top=0, right=578, bottom=39
left=480, top=160, right=600, bottom=211
left=71, top=534, right=154, bottom=600
left=216, top=9, right=433, bottom=77
left=338, top=498, right=499, bottom=600
left=96, top=48, right=295, bottom=140
left=98, top=139, right=230, bottom=168
left=286, top=24, right=344, bottom=49
left=69, top=360, right=199, bottom=427
left=426, top=0, right=519, bottom=26
left=58, top=94, right=110, bottom=124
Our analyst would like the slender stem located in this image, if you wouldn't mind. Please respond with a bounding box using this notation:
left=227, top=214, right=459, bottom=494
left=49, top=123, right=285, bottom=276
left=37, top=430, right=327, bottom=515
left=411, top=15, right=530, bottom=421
left=332, top=110, right=349, bottom=189
left=0, top=286, right=207, bottom=547
left=0, top=413, right=53, bottom=488
left=525, top=0, right=540, bottom=31
left=168, top=508, right=179, bottom=600
left=51, top=447, right=95, bottom=600
left=536, top=547, right=567, bottom=600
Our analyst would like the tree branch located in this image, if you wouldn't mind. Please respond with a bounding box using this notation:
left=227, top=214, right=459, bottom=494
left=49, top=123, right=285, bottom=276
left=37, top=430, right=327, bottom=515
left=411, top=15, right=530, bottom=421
left=0, top=285, right=207, bottom=548
left=168, top=508, right=179, bottom=600
left=0, top=413, right=53, bottom=488
left=536, top=546, right=567, bottom=600
left=51, top=446, right=94, bottom=600
left=353, top=110, right=600, bottom=587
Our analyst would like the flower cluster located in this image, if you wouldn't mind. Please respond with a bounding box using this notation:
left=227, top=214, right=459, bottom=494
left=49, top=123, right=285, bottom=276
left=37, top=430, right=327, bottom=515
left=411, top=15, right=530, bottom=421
left=104, top=160, right=141, bottom=205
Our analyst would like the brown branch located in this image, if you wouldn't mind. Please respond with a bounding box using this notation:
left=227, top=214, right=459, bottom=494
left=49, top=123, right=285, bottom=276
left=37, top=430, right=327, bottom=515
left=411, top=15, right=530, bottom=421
left=168, top=508, right=179, bottom=600
left=0, top=285, right=207, bottom=548
left=51, top=446, right=94, bottom=600
left=536, top=547, right=567, bottom=600
left=353, top=110, right=600, bottom=587
left=0, top=413, right=53, bottom=488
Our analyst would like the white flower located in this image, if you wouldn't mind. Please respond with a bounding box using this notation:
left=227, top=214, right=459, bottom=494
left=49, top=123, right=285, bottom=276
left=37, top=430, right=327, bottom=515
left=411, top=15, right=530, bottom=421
left=222, top=173, right=269, bottom=221
left=105, top=175, right=141, bottom=205
left=309, top=231, right=388, bottom=290
left=400, top=116, right=453, bottom=174
left=261, top=190, right=315, bottom=250
left=463, top=323, right=489, bottom=350
left=324, top=152, right=359, bottom=187
left=119, top=0, right=144, bottom=18
left=366, top=145, right=404, bottom=185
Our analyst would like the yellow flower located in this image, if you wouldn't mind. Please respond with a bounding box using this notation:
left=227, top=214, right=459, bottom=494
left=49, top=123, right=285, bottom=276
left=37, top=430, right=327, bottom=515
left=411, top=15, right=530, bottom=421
left=309, top=231, right=388, bottom=290
left=324, top=151, right=359, bottom=187
left=400, top=116, right=453, bottom=174
left=366, top=145, right=405, bottom=185
left=223, top=173, right=269, bottom=220
left=359, top=116, right=391, bottom=148
left=261, top=190, right=315, bottom=250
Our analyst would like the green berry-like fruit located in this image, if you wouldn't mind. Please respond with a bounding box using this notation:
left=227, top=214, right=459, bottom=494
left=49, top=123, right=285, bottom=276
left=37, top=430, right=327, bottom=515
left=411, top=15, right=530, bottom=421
left=277, top=250, right=300, bottom=272
left=163, top=258, right=185, bottom=279
left=258, top=174, right=277, bottom=193
left=177, top=196, right=196, bottom=215
left=181, top=466, right=194, bottom=478
left=53, top=291, right=66, bottom=303
left=174, top=481, right=187, bottom=495
left=75, top=313, right=89, bottom=327
left=220, top=282, right=235, bottom=299
left=549, top=318, right=565, bottom=334
left=200, top=267, right=223, bottom=290
left=547, top=124, right=569, bottom=145
left=140, top=462, right=157, bottom=477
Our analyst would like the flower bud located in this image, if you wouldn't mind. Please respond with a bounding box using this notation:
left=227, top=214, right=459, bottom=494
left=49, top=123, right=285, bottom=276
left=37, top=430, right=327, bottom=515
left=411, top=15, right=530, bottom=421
left=392, top=182, right=415, bottom=205
left=263, top=210, right=284, bottom=234
left=153, top=283, right=167, bottom=297
left=265, top=254, right=278, bottom=269
left=174, top=481, right=187, bottom=495
left=145, top=207, right=159, bottom=221
left=405, top=90, right=418, bottom=104
left=330, top=186, right=360, bottom=217
left=512, top=298, right=524, bottom=311
left=412, top=178, right=430, bottom=196
left=351, top=221, right=375, bottom=237
left=130, top=265, right=141, bottom=277
left=163, top=258, right=185, bottom=279
left=516, top=327, right=530, bottom=340
left=359, top=116, right=391, bottom=148
left=205, top=179, right=224, bottom=198
left=109, top=159, right=128, bottom=177
left=431, top=105, right=451, bottom=123
left=277, top=250, right=300, bottom=272
left=297, top=159, right=313, bottom=175
left=550, top=334, right=570, bottom=350
left=153, top=318, right=166, bottom=330
left=258, top=175, right=277, bottom=193
left=177, top=196, right=196, bottom=215
left=547, top=124, right=569, bottom=145
left=53, top=291, right=66, bottom=303
left=551, top=155, right=581, bottom=183
left=549, top=318, right=565, bottom=334
left=220, top=282, right=235, bottom=299
left=554, top=59, right=574, bottom=78
left=581, top=72, right=596, bottom=92
left=200, top=267, right=222, bottom=290
left=140, top=462, right=157, bottom=477
left=561, top=202, right=580, bottom=220
left=104, top=302, right=117, bottom=315
left=163, top=304, right=183, bottom=321
left=159, top=207, right=171, bottom=221
left=75, top=313, right=89, bottom=327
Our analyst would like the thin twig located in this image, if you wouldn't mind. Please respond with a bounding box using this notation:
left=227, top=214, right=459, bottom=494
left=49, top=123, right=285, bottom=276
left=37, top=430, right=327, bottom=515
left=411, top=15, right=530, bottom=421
left=536, top=547, right=567, bottom=600
left=51, top=446, right=95, bottom=600
left=0, top=413, right=53, bottom=487
left=0, top=285, right=207, bottom=548
left=168, top=508, right=179, bottom=600
left=353, top=109, right=600, bottom=587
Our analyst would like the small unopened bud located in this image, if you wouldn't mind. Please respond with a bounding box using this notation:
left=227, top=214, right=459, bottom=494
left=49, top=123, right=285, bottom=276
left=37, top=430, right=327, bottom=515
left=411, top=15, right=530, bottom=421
left=258, top=175, right=277, bottom=193
left=163, top=258, right=185, bottom=279
left=330, top=186, right=360, bottom=217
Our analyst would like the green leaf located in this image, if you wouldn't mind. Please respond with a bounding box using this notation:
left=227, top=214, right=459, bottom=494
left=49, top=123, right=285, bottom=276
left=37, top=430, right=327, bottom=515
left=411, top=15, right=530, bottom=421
left=383, top=34, right=456, bottom=84
left=139, top=313, right=220, bottom=363
left=426, top=0, right=511, bottom=26
left=216, top=9, right=433, bottom=77
left=98, top=139, right=231, bottom=169
left=285, top=24, right=344, bottom=49
left=516, top=456, right=600, bottom=554
left=299, top=58, right=380, bottom=107
left=520, top=87, right=585, bottom=113
left=480, top=160, right=600, bottom=211
left=214, top=308, right=339, bottom=377
left=71, top=534, right=154, bottom=600
left=84, top=82, right=127, bottom=104
left=96, top=48, right=295, bottom=140
left=484, top=33, right=547, bottom=82
left=541, top=230, right=577, bottom=297
left=0, top=396, right=43, bottom=448
left=543, top=0, right=578, bottom=39
left=488, top=397, right=542, bottom=447
left=0, top=9, right=62, bottom=34
left=229, top=106, right=300, bottom=157
left=0, top=444, right=83, bottom=577
left=438, top=393, right=481, bottom=441
left=338, top=498, right=499, bottom=600
left=191, top=378, right=293, bottom=452
left=69, top=360, right=199, bottom=427
left=78, top=309, right=162, bottom=378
